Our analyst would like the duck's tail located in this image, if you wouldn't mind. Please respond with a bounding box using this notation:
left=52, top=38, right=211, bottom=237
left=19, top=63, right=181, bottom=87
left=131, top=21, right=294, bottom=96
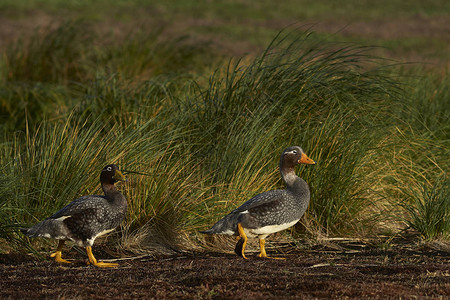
left=22, top=218, right=68, bottom=239
left=200, top=214, right=237, bottom=235
left=23, top=221, right=46, bottom=238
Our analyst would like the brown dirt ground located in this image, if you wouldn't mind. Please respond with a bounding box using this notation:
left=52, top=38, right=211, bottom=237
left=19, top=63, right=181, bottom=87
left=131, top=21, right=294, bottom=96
left=0, top=244, right=448, bottom=299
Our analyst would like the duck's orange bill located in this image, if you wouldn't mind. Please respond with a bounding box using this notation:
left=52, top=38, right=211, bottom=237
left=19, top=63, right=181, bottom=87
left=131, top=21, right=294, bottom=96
left=298, top=153, right=316, bottom=165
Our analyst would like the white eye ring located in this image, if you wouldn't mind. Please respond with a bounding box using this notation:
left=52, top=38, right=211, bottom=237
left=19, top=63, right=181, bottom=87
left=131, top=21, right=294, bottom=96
left=292, top=150, right=297, bottom=154
left=107, top=166, right=112, bottom=171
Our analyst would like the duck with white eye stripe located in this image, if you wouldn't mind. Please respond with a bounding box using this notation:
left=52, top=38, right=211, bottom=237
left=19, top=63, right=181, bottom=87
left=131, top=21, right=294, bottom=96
left=23, top=164, right=127, bottom=268
left=201, top=146, right=315, bottom=259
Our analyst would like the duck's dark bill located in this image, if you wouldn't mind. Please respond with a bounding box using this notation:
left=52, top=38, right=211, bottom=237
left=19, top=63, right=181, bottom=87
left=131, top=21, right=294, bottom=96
left=122, top=170, right=152, bottom=176
left=113, top=170, right=127, bottom=181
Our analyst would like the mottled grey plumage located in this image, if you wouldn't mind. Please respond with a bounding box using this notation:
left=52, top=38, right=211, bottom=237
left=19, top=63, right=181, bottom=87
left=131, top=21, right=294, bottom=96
left=26, top=195, right=126, bottom=246
left=24, top=164, right=127, bottom=267
left=201, top=146, right=315, bottom=258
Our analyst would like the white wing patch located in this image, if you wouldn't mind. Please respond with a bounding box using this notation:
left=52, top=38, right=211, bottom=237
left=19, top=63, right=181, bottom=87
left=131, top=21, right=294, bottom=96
left=86, top=228, right=115, bottom=246
left=222, top=229, right=235, bottom=235
left=248, top=219, right=299, bottom=237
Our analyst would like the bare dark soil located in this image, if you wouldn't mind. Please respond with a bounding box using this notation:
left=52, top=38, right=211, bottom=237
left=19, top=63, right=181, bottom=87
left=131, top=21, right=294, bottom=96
left=1, top=245, right=448, bottom=299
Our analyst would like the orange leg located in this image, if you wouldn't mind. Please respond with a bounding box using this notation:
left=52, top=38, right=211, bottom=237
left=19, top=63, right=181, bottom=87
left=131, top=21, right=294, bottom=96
left=258, top=238, right=285, bottom=260
left=237, top=223, right=248, bottom=259
left=86, top=246, right=118, bottom=268
left=258, top=239, right=268, bottom=258
left=50, top=240, right=71, bottom=264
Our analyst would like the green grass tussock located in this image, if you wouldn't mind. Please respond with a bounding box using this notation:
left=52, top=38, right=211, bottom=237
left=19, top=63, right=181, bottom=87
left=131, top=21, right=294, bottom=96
left=1, top=20, right=214, bottom=85
left=399, top=175, right=449, bottom=240
left=0, top=22, right=448, bottom=255
left=0, top=82, right=70, bottom=132
left=3, top=20, right=97, bottom=84
left=184, top=31, right=404, bottom=236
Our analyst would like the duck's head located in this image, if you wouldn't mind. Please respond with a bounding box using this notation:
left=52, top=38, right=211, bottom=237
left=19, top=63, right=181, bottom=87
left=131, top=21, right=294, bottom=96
left=281, top=146, right=315, bottom=169
left=100, top=164, right=126, bottom=185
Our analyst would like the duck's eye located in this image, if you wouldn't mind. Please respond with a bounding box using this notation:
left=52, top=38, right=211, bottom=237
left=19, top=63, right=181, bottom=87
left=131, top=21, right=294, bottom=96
left=107, top=166, right=112, bottom=171
left=292, top=150, right=297, bottom=154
